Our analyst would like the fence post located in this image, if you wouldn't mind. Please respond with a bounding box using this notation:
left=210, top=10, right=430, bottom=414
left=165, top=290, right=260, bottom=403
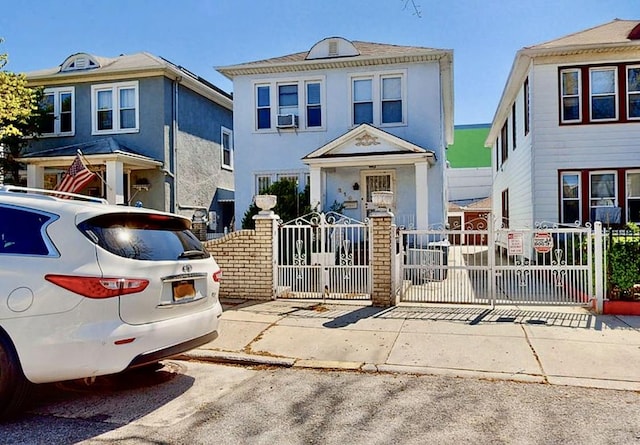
left=593, top=221, right=604, bottom=314
left=370, top=209, right=394, bottom=307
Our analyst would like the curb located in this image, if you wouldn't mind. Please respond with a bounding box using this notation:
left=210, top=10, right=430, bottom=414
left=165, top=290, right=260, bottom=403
left=178, top=350, right=295, bottom=368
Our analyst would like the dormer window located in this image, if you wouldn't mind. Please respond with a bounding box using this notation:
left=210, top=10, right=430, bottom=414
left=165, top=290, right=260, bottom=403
left=60, top=53, right=100, bottom=72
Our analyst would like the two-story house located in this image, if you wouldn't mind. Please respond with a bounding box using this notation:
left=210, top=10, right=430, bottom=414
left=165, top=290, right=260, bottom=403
left=19, top=52, right=235, bottom=232
left=486, top=19, right=640, bottom=229
left=217, top=37, right=453, bottom=230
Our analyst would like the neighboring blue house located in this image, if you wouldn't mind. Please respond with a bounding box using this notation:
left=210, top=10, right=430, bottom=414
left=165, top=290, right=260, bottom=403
left=217, top=37, right=453, bottom=229
left=20, top=52, right=234, bottom=233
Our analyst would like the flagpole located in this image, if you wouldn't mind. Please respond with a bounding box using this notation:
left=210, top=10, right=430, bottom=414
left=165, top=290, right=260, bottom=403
left=77, top=149, right=112, bottom=192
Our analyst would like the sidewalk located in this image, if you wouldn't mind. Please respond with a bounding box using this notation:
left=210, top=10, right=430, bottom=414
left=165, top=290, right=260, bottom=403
left=183, top=299, right=640, bottom=391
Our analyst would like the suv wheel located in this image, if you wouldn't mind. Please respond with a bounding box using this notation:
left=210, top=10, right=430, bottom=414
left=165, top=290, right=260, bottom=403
left=0, top=336, right=30, bottom=419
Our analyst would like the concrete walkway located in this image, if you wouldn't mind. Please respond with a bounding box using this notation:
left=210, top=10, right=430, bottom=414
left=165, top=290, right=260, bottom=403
left=183, top=299, right=640, bottom=391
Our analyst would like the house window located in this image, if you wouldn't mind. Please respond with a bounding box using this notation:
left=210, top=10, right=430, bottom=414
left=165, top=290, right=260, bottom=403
left=561, top=172, right=581, bottom=224
left=524, top=77, right=530, bottom=135
left=256, top=85, right=271, bottom=129
left=256, top=175, right=272, bottom=194
left=306, top=82, right=322, bottom=127
left=511, top=103, right=517, bottom=150
left=221, top=127, right=233, bottom=170
left=560, top=69, right=581, bottom=123
left=278, top=84, right=298, bottom=116
left=277, top=174, right=299, bottom=188
left=255, top=79, right=324, bottom=130
left=41, top=87, right=74, bottom=136
left=626, top=171, right=640, bottom=223
left=353, top=78, right=373, bottom=125
left=381, top=76, right=402, bottom=123
left=500, top=122, right=508, bottom=164
left=590, top=172, right=617, bottom=209
left=627, top=66, right=640, bottom=120
left=501, top=189, right=509, bottom=228
left=589, top=68, right=617, bottom=121
left=91, top=81, right=139, bottom=134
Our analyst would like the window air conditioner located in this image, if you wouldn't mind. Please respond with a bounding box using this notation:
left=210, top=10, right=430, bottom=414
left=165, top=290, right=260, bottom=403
left=276, top=114, right=298, bottom=128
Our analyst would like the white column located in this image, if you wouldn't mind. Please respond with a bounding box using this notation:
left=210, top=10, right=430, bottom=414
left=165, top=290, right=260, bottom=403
left=309, top=166, right=322, bottom=211
left=415, top=162, right=429, bottom=229
left=26, top=164, right=45, bottom=189
left=106, top=160, right=125, bottom=205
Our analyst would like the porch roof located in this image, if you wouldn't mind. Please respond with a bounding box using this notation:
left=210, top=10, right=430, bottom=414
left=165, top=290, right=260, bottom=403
left=18, top=138, right=162, bottom=170
left=302, top=124, right=436, bottom=167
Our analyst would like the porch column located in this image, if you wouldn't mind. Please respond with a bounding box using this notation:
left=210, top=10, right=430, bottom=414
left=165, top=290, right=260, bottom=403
left=415, top=161, right=429, bottom=229
left=106, top=160, right=125, bottom=205
left=26, top=164, right=45, bottom=189
left=309, top=166, right=322, bottom=211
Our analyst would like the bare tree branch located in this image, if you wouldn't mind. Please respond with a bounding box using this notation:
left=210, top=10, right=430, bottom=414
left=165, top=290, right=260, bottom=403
left=401, top=0, right=422, bottom=18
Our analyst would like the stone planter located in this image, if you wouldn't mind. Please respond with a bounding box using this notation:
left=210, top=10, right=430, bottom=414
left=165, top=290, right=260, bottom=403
left=255, top=194, right=277, bottom=215
left=371, top=191, right=393, bottom=211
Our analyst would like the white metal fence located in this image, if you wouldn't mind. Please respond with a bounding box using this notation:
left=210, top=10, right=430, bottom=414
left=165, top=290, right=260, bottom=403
left=275, top=212, right=371, bottom=300
left=397, top=217, right=602, bottom=307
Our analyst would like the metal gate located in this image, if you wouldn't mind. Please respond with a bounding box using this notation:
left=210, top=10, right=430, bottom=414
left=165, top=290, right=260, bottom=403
left=398, top=216, right=595, bottom=307
left=276, top=212, right=371, bottom=300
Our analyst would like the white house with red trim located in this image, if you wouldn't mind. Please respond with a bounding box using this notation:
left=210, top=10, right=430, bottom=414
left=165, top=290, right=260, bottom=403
left=486, top=19, right=640, bottom=228
left=217, top=37, right=453, bottom=229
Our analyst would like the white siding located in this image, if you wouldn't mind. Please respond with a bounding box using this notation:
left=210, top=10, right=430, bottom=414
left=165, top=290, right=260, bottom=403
left=532, top=61, right=640, bottom=223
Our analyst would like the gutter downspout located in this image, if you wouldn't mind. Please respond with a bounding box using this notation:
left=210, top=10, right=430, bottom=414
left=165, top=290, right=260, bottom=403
left=171, top=76, right=181, bottom=213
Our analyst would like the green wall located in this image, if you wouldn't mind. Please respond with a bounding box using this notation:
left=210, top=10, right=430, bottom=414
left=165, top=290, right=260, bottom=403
left=446, top=124, right=491, bottom=168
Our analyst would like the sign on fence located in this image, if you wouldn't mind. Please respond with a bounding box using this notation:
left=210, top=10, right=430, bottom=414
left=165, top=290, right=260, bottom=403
left=507, top=232, right=524, bottom=256
left=533, top=232, right=554, bottom=254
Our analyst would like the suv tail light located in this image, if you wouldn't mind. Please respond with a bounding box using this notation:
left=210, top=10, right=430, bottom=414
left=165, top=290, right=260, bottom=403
left=45, top=275, right=149, bottom=299
left=213, top=270, right=222, bottom=283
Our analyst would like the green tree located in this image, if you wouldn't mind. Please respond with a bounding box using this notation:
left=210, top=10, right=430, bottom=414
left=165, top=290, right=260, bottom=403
left=0, top=40, right=44, bottom=184
left=242, top=179, right=311, bottom=229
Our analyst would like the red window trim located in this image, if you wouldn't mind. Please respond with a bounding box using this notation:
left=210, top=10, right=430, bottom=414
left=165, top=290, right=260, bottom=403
left=558, top=62, right=640, bottom=126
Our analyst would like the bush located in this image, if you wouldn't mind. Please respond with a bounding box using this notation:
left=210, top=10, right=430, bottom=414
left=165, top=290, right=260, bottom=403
left=241, top=179, right=311, bottom=229
left=607, top=225, right=640, bottom=300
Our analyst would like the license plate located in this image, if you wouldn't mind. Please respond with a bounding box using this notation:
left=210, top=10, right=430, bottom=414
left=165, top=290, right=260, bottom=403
left=172, top=280, right=196, bottom=302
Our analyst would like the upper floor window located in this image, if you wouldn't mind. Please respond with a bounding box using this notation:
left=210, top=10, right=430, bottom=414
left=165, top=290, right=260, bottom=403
left=590, top=67, right=617, bottom=121
left=627, top=66, right=640, bottom=120
left=221, top=127, right=233, bottom=170
left=91, top=81, right=139, bottom=134
left=500, top=122, right=508, bottom=164
left=278, top=84, right=298, bottom=116
left=558, top=62, right=640, bottom=125
left=256, top=85, right=271, bottom=129
left=351, top=72, right=405, bottom=127
left=511, top=103, right=517, bottom=150
left=254, top=79, right=324, bottom=131
left=524, top=77, right=530, bottom=135
left=560, top=69, right=581, bottom=123
left=353, top=78, right=373, bottom=124
left=381, top=76, right=402, bottom=123
left=306, top=82, right=322, bottom=127
left=41, top=87, right=74, bottom=136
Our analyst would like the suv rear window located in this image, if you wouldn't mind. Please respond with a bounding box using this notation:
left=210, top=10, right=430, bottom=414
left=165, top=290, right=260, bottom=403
left=78, top=213, right=210, bottom=261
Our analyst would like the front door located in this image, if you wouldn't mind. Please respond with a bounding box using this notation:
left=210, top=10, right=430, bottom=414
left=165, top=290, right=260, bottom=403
left=361, top=170, right=395, bottom=219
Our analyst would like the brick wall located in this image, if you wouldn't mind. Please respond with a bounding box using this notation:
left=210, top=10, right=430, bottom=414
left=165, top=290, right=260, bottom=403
left=370, top=212, right=394, bottom=307
left=203, top=215, right=275, bottom=300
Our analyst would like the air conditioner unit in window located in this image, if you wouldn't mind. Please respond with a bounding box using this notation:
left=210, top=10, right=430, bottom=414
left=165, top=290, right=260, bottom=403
left=276, top=114, right=298, bottom=128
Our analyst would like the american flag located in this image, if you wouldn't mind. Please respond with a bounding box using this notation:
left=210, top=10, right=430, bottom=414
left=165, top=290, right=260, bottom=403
left=55, top=154, right=96, bottom=195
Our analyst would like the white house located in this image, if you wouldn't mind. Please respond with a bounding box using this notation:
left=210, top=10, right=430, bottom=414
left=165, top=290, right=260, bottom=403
left=217, top=37, right=453, bottom=229
left=486, top=19, right=640, bottom=228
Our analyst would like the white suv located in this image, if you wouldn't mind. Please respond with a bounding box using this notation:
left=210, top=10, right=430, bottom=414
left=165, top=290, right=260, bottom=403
left=0, top=186, right=223, bottom=418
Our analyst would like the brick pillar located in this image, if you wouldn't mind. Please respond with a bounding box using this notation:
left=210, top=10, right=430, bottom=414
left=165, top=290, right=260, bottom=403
left=251, top=210, right=278, bottom=299
left=370, top=210, right=394, bottom=307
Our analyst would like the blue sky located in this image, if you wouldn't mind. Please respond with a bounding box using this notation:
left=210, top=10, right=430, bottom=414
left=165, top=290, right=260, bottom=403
left=1, top=0, right=637, bottom=124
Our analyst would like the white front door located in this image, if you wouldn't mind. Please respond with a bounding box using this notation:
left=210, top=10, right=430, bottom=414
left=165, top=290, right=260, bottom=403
left=361, top=170, right=395, bottom=219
